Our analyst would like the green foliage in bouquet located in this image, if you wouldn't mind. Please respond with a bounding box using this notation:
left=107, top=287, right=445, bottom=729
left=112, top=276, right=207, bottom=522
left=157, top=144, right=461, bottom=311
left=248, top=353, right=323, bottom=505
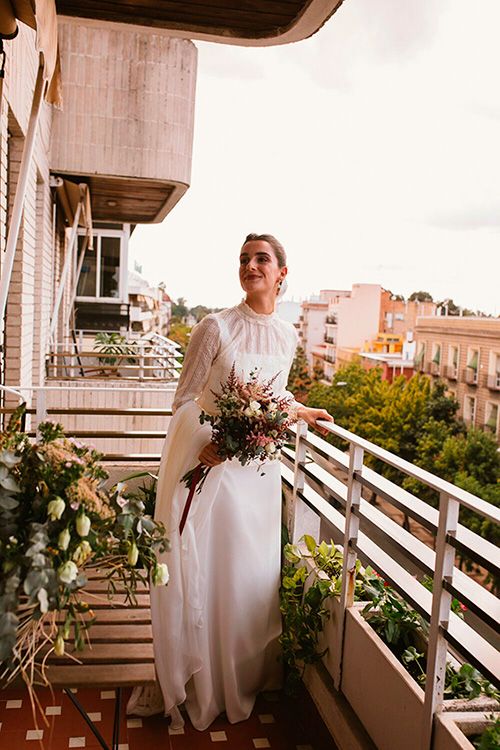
left=0, top=407, right=169, bottom=689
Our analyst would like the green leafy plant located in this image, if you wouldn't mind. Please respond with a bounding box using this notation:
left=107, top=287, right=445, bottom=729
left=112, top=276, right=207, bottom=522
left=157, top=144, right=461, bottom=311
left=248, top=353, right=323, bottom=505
left=361, top=571, right=499, bottom=702
left=92, top=332, right=137, bottom=373
left=279, top=537, right=336, bottom=693
left=473, top=715, right=500, bottom=750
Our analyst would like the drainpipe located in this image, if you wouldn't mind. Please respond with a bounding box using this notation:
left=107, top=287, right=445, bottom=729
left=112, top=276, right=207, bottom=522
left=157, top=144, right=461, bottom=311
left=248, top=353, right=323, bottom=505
left=0, top=63, right=45, bottom=347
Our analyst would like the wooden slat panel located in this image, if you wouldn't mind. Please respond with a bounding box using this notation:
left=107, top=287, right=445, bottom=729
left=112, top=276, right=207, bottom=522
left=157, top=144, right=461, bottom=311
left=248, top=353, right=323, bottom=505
left=57, top=608, right=151, bottom=624
left=56, top=0, right=303, bottom=32
left=85, top=594, right=151, bottom=608
left=46, top=663, right=156, bottom=688
left=83, top=579, right=149, bottom=592
left=49, top=643, right=154, bottom=664
left=79, top=624, right=153, bottom=642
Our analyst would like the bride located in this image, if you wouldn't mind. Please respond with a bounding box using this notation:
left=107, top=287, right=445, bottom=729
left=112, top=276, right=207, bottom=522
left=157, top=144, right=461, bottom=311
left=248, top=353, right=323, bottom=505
left=128, top=233, right=333, bottom=730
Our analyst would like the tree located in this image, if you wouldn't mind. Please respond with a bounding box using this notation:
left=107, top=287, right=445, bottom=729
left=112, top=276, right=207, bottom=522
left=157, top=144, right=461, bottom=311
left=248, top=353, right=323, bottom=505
left=171, top=297, right=188, bottom=320
left=287, top=347, right=312, bottom=404
left=409, top=291, right=434, bottom=302
left=168, top=321, right=191, bottom=354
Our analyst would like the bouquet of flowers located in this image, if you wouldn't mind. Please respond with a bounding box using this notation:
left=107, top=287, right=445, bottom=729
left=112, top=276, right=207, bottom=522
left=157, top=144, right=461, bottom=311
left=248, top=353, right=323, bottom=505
left=0, top=408, right=170, bottom=692
left=179, top=364, right=297, bottom=534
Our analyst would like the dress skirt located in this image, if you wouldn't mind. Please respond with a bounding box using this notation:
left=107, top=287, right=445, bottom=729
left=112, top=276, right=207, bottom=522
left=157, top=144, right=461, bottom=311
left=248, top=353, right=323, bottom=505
left=144, top=400, right=283, bottom=731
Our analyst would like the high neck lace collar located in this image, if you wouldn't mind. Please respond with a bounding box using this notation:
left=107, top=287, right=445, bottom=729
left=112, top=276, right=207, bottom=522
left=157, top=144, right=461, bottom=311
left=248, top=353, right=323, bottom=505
left=237, top=300, right=277, bottom=324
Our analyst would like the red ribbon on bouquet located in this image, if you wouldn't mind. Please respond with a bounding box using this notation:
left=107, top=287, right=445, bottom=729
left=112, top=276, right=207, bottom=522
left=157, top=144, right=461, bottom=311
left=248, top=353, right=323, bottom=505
left=179, top=463, right=203, bottom=536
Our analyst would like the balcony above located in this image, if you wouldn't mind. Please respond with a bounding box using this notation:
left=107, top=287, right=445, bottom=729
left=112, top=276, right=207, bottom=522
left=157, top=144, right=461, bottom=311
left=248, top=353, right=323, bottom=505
left=55, top=0, right=345, bottom=47
left=50, top=19, right=197, bottom=223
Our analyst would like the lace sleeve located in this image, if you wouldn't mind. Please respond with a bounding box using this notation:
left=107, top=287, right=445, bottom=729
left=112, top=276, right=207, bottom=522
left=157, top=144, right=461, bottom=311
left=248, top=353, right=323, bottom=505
left=172, top=316, right=221, bottom=413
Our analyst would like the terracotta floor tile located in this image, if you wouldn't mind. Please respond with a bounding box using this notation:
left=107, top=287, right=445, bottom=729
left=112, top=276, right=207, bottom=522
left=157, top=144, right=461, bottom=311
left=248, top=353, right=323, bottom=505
left=0, top=684, right=336, bottom=750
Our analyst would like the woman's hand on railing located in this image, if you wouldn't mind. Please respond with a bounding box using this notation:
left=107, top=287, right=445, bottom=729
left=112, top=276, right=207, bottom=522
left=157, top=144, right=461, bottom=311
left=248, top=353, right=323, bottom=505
left=296, top=406, right=334, bottom=437
left=199, top=442, right=226, bottom=467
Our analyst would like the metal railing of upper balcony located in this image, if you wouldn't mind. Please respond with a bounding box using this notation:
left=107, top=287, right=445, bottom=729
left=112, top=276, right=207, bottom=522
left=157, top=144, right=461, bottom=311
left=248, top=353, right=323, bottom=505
left=486, top=373, right=500, bottom=391
left=46, top=340, right=183, bottom=381
left=1, top=384, right=498, bottom=749
left=281, top=419, right=499, bottom=749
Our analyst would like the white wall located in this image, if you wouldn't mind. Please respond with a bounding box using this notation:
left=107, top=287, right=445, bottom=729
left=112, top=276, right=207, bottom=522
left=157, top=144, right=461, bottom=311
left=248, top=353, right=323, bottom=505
left=336, top=284, right=382, bottom=350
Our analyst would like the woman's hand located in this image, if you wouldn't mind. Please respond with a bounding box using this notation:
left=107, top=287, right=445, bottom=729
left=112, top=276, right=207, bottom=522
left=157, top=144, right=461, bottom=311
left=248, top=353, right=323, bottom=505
left=296, top=406, right=334, bottom=437
left=199, top=442, right=225, bottom=467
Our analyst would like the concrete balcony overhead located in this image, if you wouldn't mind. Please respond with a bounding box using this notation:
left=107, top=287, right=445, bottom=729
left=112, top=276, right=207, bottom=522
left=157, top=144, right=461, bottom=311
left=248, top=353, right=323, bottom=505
left=55, top=0, right=345, bottom=47
left=50, top=19, right=197, bottom=223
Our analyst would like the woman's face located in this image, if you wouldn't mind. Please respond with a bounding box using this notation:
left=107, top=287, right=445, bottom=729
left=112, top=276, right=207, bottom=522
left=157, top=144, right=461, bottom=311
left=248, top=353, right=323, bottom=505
left=239, top=240, right=287, bottom=297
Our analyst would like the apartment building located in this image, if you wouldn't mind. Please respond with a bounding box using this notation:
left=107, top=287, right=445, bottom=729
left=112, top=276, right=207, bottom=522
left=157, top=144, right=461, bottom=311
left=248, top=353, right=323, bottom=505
left=298, top=290, right=344, bottom=370
left=414, top=316, right=500, bottom=440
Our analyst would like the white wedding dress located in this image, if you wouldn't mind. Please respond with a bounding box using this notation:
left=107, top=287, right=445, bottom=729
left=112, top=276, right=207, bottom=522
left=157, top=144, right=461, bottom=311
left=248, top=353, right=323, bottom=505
left=127, top=301, right=299, bottom=731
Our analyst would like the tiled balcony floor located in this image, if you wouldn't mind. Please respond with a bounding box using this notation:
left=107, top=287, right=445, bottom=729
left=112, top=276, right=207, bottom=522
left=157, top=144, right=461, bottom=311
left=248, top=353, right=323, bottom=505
left=0, top=684, right=336, bottom=749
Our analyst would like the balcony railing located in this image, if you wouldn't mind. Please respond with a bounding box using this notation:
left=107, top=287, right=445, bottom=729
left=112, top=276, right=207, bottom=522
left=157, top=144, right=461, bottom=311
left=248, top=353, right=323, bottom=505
left=443, top=364, right=458, bottom=381
left=486, top=373, right=500, bottom=391
left=464, top=367, right=478, bottom=385
left=46, top=341, right=182, bottom=381
left=324, top=354, right=336, bottom=364
left=1, top=383, right=498, bottom=750
left=324, top=335, right=336, bottom=344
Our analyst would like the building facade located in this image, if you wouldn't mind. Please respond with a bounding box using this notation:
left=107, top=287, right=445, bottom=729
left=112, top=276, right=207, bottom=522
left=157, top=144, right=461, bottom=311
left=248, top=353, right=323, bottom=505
left=0, top=18, right=196, bottom=397
left=414, top=316, right=500, bottom=440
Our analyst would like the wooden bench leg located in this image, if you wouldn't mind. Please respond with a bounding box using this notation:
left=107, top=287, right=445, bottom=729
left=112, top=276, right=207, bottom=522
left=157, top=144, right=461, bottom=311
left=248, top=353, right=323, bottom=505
left=64, top=687, right=123, bottom=750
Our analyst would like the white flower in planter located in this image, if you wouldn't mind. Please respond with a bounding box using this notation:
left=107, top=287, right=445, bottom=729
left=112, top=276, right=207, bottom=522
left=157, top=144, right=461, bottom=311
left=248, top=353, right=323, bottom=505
left=54, top=634, right=65, bottom=656
left=153, top=563, right=169, bottom=586
left=72, top=540, right=92, bottom=566
left=265, top=442, right=277, bottom=455
left=58, top=528, right=71, bottom=551
left=76, top=513, right=91, bottom=537
left=58, top=560, right=78, bottom=585
left=37, top=588, right=49, bottom=614
left=128, top=541, right=139, bottom=566
left=47, top=497, right=65, bottom=521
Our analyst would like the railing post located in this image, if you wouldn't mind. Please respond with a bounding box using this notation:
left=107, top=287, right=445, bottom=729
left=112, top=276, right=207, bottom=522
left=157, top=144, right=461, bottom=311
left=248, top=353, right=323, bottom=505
left=138, top=342, right=145, bottom=381
left=289, top=419, right=308, bottom=543
left=333, top=442, right=364, bottom=690
left=421, top=491, right=459, bottom=750
left=35, top=389, right=47, bottom=438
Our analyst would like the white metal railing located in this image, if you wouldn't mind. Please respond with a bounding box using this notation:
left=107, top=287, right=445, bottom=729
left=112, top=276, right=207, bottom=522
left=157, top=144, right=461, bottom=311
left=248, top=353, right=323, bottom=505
left=283, top=419, right=499, bottom=750
left=46, top=338, right=182, bottom=381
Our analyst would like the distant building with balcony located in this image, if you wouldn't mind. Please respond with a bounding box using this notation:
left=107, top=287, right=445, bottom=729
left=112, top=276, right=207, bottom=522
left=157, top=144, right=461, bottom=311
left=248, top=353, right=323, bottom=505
left=298, top=291, right=336, bottom=370
left=315, top=286, right=437, bottom=381
left=128, top=270, right=172, bottom=337
left=414, top=316, right=500, bottom=440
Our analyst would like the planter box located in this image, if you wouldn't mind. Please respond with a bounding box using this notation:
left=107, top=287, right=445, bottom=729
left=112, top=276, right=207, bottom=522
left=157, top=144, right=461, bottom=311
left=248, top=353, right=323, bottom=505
left=339, top=609, right=497, bottom=750
left=342, top=607, right=425, bottom=750
left=434, top=711, right=499, bottom=750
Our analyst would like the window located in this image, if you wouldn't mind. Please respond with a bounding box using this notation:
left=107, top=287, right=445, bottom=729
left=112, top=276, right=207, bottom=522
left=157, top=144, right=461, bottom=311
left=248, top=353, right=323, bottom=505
left=464, top=395, right=476, bottom=426
left=448, top=346, right=459, bottom=379
left=414, top=343, right=425, bottom=369
left=485, top=403, right=498, bottom=434
left=431, top=343, right=441, bottom=374
left=76, top=227, right=128, bottom=301
left=466, top=348, right=479, bottom=385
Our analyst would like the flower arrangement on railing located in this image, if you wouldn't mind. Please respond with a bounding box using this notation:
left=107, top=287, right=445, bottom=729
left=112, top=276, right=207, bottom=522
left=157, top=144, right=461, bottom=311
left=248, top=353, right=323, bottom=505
left=280, top=535, right=499, bottom=703
left=0, top=408, right=169, bottom=690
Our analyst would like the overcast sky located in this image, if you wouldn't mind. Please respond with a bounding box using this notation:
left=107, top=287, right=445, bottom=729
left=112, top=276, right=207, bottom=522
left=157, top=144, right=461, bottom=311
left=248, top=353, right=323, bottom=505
left=129, top=0, right=500, bottom=315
